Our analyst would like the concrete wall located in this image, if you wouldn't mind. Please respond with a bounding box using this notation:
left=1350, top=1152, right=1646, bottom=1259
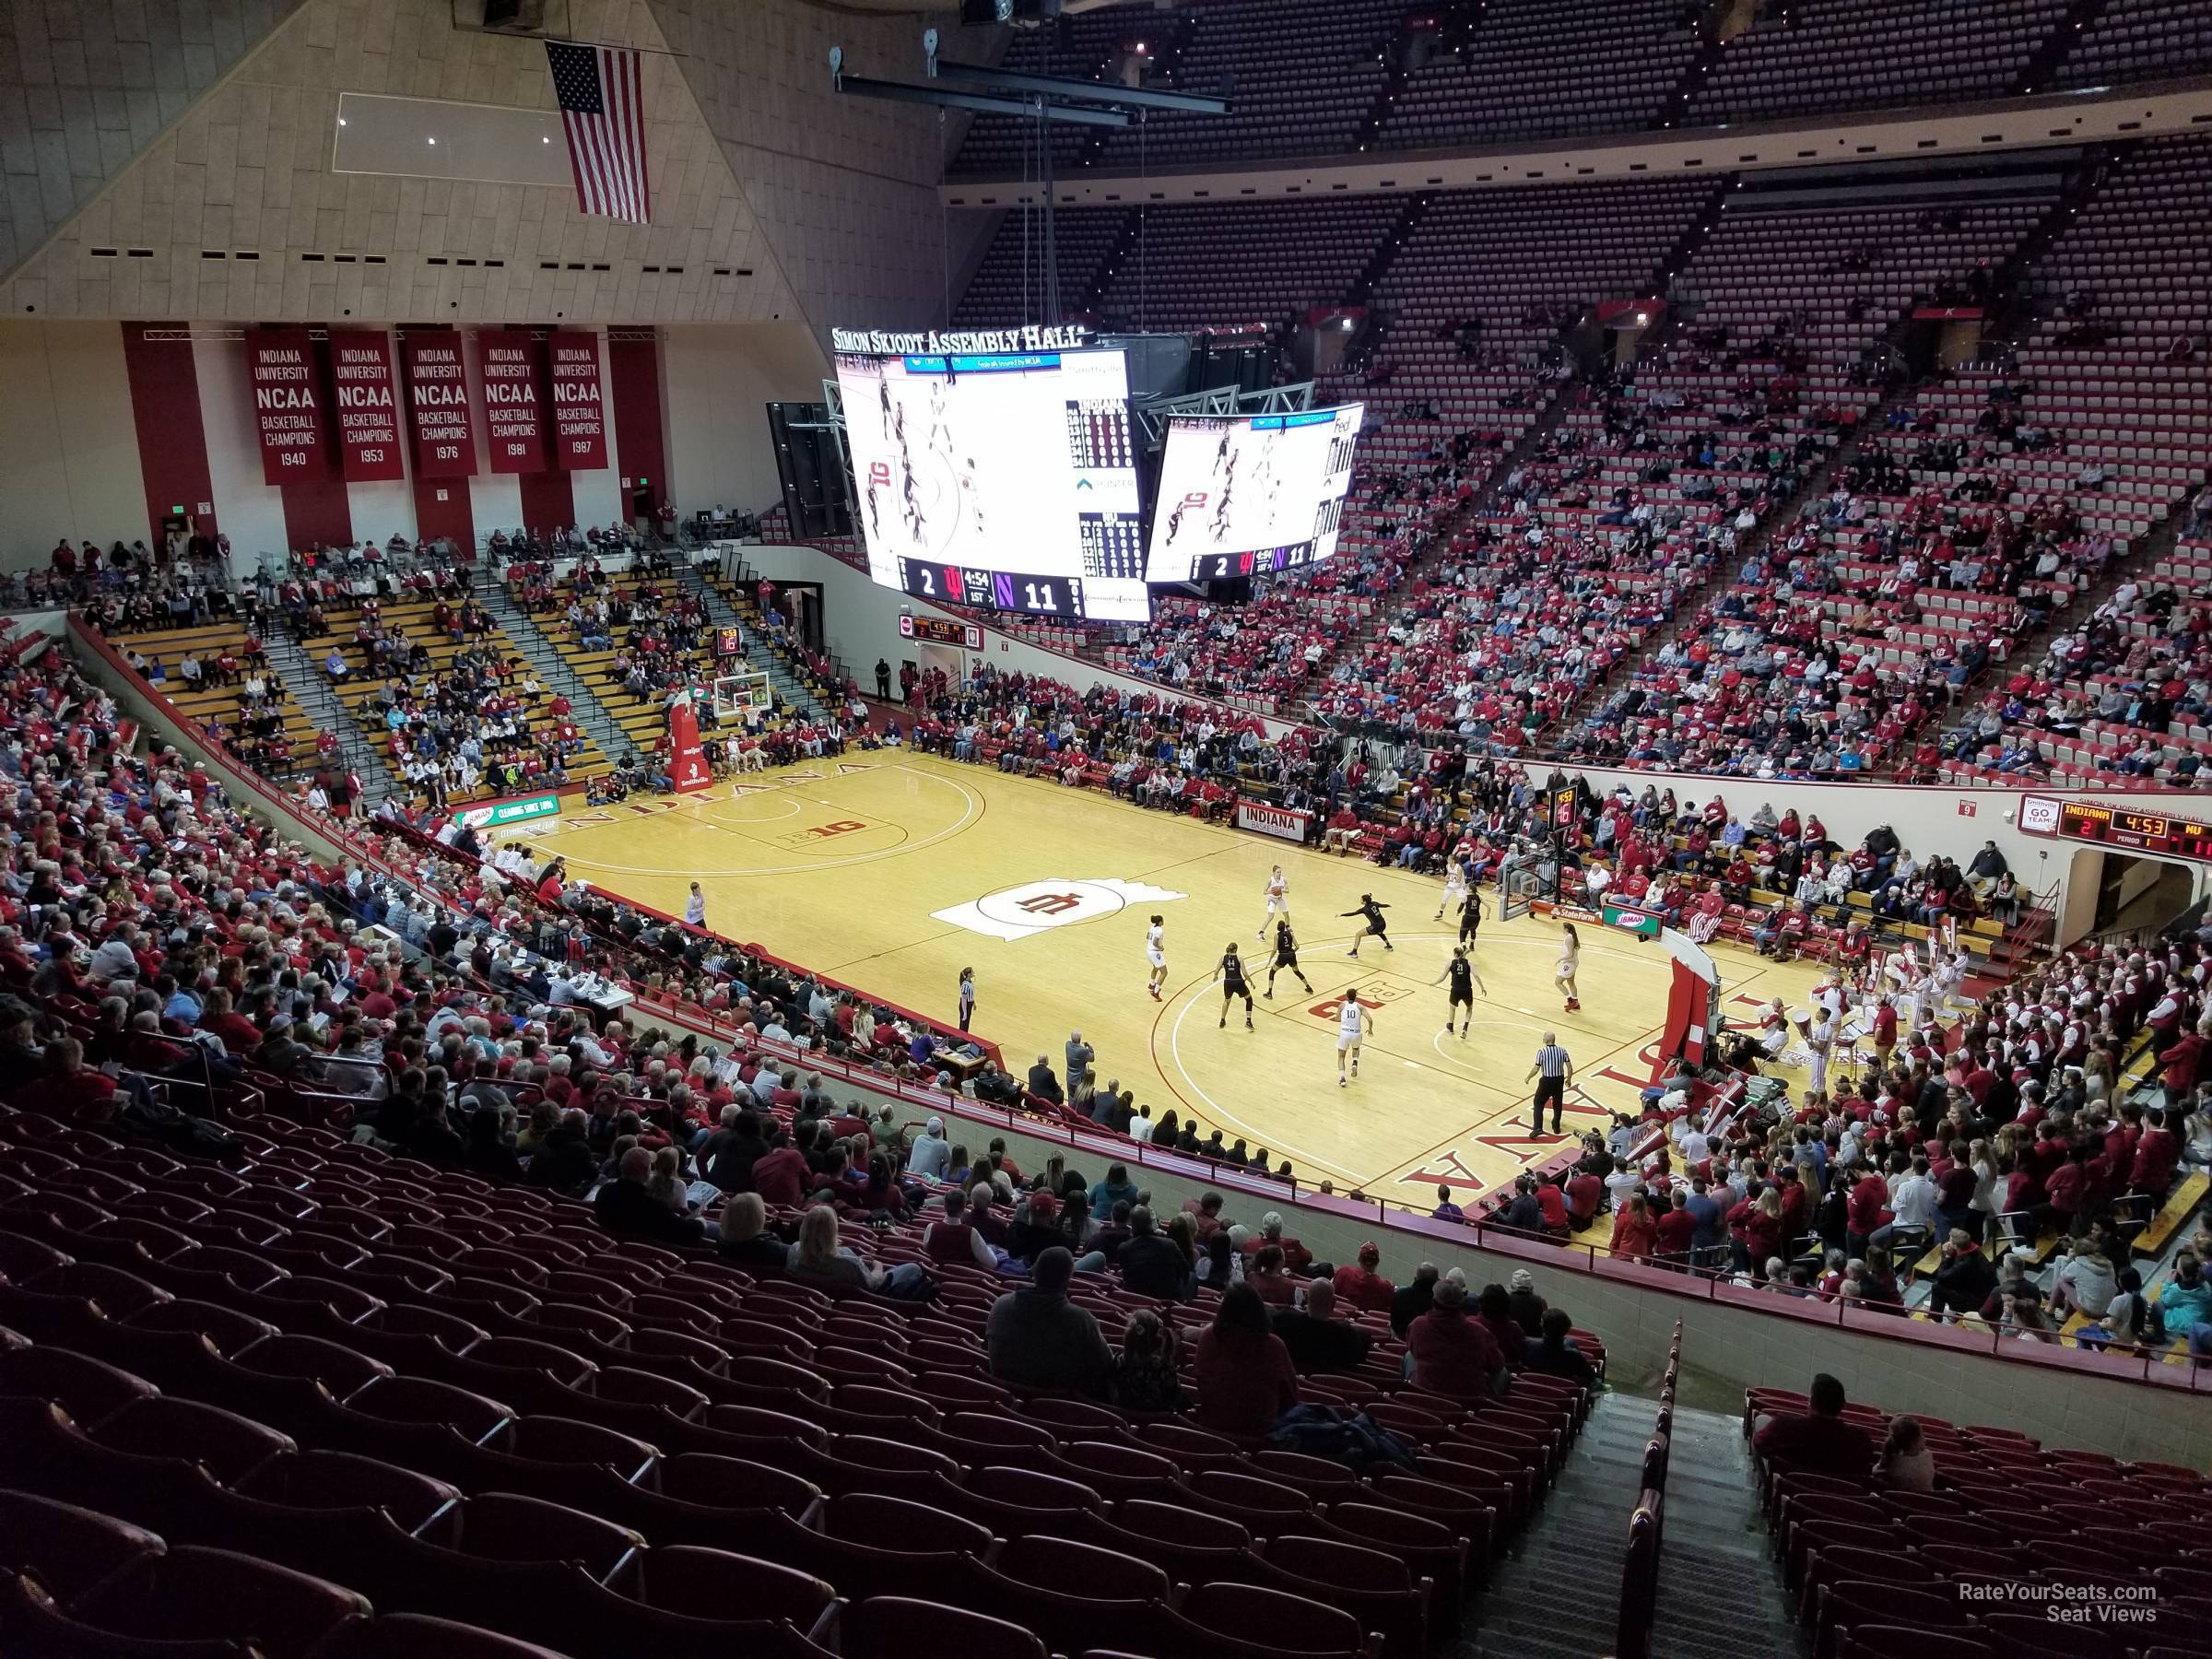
left=0, top=321, right=151, bottom=560
left=663, top=323, right=830, bottom=525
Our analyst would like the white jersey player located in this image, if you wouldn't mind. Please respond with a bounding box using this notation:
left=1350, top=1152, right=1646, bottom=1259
left=1255, top=865, right=1291, bottom=940
left=1145, top=914, right=1168, bottom=1002
left=1336, top=989, right=1372, bottom=1088
left=1437, top=860, right=1468, bottom=922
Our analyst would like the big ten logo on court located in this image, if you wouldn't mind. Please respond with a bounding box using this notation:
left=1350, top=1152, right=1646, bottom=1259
left=934, top=877, right=1186, bottom=944
left=1308, top=983, right=1416, bottom=1020
left=775, top=818, right=870, bottom=847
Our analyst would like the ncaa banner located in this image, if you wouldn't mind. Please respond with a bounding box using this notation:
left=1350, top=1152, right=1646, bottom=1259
left=1236, top=799, right=1310, bottom=843
left=476, top=329, right=547, bottom=474
left=666, top=689, right=713, bottom=794
left=548, top=331, right=608, bottom=469
left=327, top=329, right=406, bottom=482
left=247, top=325, right=329, bottom=485
left=403, top=332, right=477, bottom=477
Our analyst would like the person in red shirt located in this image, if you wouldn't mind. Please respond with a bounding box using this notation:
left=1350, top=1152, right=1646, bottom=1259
left=748, top=1137, right=809, bottom=1207
left=1331, top=1241, right=1396, bottom=1313
left=1406, top=1281, right=1507, bottom=1398
left=1845, top=1169, right=1891, bottom=1255
left=1565, top=1165, right=1604, bottom=1231
left=1534, top=1175, right=1571, bottom=1235
left=1753, top=1372, right=1874, bottom=1477
left=2129, top=1108, right=2183, bottom=1198
left=1194, top=1283, right=1300, bottom=1436
left=197, top=988, right=263, bottom=1056
left=1653, top=1188, right=1699, bottom=1266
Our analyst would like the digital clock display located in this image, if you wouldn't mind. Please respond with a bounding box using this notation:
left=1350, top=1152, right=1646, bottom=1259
left=899, top=558, right=1086, bottom=619
left=898, top=615, right=983, bottom=649
left=2055, top=801, right=2212, bottom=862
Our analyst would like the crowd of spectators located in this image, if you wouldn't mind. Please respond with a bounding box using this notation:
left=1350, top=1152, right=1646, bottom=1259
left=1535, top=925, right=2212, bottom=1353
left=1949, top=532, right=2212, bottom=786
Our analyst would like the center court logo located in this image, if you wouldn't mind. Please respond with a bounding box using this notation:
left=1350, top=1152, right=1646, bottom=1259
left=934, top=878, right=1186, bottom=944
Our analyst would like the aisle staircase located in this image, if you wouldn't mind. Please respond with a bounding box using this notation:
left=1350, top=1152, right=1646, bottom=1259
left=255, top=630, right=396, bottom=803
left=677, top=559, right=835, bottom=724
left=1645, top=1402, right=1808, bottom=1659
left=1471, top=1392, right=1664, bottom=1659
left=475, top=582, right=637, bottom=770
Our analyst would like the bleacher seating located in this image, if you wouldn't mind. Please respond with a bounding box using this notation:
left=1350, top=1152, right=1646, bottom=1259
left=1381, top=0, right=1700, bottom=150
left=1688, top=0, right=2072, bottom=124
left=2056, top=0, right=2212, bottom=91
left=1748, top=1382, right=2212, bottom=1655
left=0, top=1088, right=1606, bottom=1658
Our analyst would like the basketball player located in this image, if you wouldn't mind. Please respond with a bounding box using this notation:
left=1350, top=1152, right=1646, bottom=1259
left=1145, top=914, right=1168, bottom=1002
left=1255, top=864, right=1291, bottom=941
left=1437, top=945, right=1486, bottom=1038
left=1457, top=884, right=1485, bottom=947
left=1555, top=922, right=1583, bottom=1014
left=1265, top=919, right=1312, bottom=999
left=1336, top=989, right=1372, bottom=1088
left=1218, top=944, right=1254, bottom=1030
left=1436, top=858, right=1468, bottom=923
left=1343, top=894, right=1393, bottom=958
left=960, top=456, right=985, bottom=540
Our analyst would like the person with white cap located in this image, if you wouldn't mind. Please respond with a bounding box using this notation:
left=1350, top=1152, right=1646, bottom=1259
left=905, top=1113, right=952, bottom=1180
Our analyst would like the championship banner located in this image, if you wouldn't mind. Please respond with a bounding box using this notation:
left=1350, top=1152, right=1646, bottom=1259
left=667, top=689, right=713, bottom=794
left=476, top=330, right=547, bottom=474
left=327, top=329, right=406, bottom=482
left=247, top=325, right=328, bottom=485
left=1236, top=799, right=1310, bottom=843
left=404, top=332, right=477, bottom=477
left=548, top=330, right=608, bottom=469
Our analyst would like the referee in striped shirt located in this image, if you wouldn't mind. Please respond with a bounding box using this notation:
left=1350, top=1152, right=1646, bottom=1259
left=1526, top=1033, right=1573, bottom=1135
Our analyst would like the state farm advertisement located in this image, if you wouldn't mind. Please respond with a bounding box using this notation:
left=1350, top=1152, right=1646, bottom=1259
left=326, top=328, right=405, bottom=482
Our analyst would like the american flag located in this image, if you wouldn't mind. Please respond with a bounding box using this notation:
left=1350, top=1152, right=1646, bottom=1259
left=547, top=41, right=651, bottom=225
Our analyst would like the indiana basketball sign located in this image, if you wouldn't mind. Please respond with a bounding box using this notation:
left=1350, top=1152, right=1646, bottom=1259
left=933, top=878, right=1185, bottom=944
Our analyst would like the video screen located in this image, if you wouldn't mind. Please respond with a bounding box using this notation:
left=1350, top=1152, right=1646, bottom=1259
left=837, top=347, right=1148, bottom=623
left=1146, top=404, right=1365, bottom=582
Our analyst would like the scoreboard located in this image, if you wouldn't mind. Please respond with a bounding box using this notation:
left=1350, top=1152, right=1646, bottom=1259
left=2052, top=800, right=2212, bottom=862
left=2018, top=794, right=2212, bottom=863
left=899, top=614, right=983, bottom=650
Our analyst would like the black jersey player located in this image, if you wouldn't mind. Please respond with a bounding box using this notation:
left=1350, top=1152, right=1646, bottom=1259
left=1265, top=919, right=1312, bottom=998
left=1343, top=894, right=1393, bottom=958
left=1218, top=943, right=1254, bottom=1030
left=1458, top=886, right=1484, bottom=947
left=1437, top=944, right=1487, bottom=1038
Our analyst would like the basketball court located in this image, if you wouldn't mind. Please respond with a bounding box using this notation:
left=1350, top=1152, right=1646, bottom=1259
left=508, top=753, right=1833, bottom=1204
